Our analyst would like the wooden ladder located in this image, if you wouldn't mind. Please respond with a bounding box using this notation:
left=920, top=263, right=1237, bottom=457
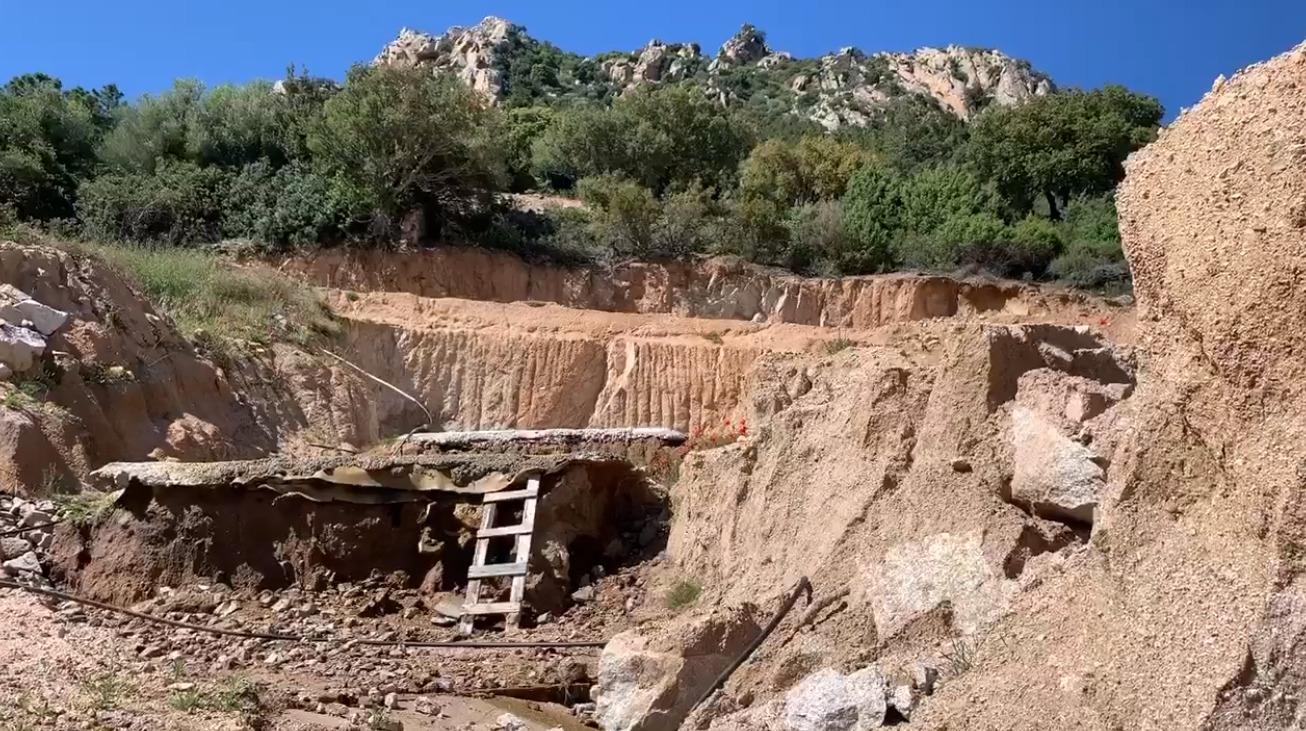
left=459, top=475, right=539, bottom=634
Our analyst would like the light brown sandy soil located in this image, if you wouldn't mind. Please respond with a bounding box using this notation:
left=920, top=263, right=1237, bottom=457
left=281, top=248, right=1123, bottom=329
left=0, top=242, right=1130, bottom=495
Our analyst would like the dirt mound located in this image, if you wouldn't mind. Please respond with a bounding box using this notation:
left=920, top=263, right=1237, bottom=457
left=1115, top=39, right=1306, bottom=731
left=653, top=323, right=1133, bottom=727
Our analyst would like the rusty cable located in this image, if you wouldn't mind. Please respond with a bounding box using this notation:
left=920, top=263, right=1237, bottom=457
left=0, top=521, right=56, bottom=538
left=0, top=579, right=605, bottom=650
left=688, top=576, right=814, bottom=715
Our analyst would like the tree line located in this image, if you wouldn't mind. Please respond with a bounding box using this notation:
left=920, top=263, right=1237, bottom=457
left=0, top=64, right=1162, bottom=289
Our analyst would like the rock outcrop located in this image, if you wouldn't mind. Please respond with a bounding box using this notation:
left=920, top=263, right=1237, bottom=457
left=373, top=17, right=1053, bottom=124
left=602, top=41, right=703, bottom=88
left=374, top=17, right=515, bottom=99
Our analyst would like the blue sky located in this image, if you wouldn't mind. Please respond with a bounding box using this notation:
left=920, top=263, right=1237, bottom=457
left=3, top=0, right=1305, bottom=120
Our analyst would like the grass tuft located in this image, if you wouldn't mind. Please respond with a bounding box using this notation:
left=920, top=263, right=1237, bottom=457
left=824, top=337, right=856, bottom=355
left=664, top=578, right=703, bottom=609
left=54, top=491, right=117, bottom=527
left=70, top=242, right=338, bottom=358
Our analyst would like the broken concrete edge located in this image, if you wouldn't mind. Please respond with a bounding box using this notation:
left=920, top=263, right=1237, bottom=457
left=90, top=452, right=648, bottom=504
left=408, top=427, right=687, bottom=447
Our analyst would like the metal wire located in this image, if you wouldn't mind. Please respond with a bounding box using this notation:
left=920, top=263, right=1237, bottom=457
left=0, top=579, right=605, bottom=650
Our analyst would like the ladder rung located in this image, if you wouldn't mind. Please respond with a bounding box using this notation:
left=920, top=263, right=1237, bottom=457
left=478, top=524, right=535, bottom=538
left=462, top=601, right=522, bottom=615
left=467, top=562, right=529, bottom=579
left=483, top=488, right=539, bottom=503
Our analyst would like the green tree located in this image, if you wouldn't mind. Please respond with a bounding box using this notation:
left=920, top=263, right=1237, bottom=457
left=308, top=65, right=505, bottom=241
left=98, top=79, right=206, bottom=174
left=897, top=164, right=1002, bottom=238
left=502, top=106, right=555, bottom=191
left=530, top=105, right=629, bottom=188
left=841, top=165, right=903, bottom=272
left=0, top=74, right=104, bottom=220
left=738, top=136, right=875, bottom=207
left=533, top=85, right=751, bottom=195
left=837, top=95, right=968, bottom=173
left=966, top=85, right=1162, bottom=219
left=188, top=81, right=290, bottom=168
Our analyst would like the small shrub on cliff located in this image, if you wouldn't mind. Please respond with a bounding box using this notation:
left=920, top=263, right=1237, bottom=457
left=665, top=578, right=703, bottom=609
left=54, top=491, right=117, bottom=527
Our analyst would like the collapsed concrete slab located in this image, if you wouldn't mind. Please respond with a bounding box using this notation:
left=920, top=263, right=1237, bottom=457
left=70, top=444, right=674, bottom=615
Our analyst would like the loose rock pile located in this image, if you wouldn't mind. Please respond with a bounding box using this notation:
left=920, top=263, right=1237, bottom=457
left=0, top=494, right=57, bottom=586
left=0, top=283, right=68, bottom=379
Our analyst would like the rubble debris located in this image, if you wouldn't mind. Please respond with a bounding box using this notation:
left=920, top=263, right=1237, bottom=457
left=0, top=495, right=55, bottom=585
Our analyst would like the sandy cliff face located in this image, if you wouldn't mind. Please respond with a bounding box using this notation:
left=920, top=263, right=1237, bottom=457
left=1, top=242, right=1122, bottom=497
left=1114, top=40, right=1306, bottom=731
left=283, top=249, right=1119, bottom=329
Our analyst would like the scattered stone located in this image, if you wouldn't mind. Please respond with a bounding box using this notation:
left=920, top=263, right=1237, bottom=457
left=383, top=692, right=398, bottom=710
left=571, top=586, right=595, bottom=603
left=0, top=285, right=68, bottom=336
left=494, top=712, right=527, bottom=730
left=594, top=604, right=764, bottom=731
left=0, top=535, right=31, bottom=559
left=0, top=322, right=45, bottom=372
left=887, top=684, right=917, bottom=720
left=413, top=696, right=441, bottom=716
left=1010, top=406, right=1105, bottom=524
left=166, top=682, right=196, bottom=692
left=914, top=663, right=939, bottom=696
left=2, top=550, right=41, bottom=575
left=359, top=589, right=401, bottom=618
left=950, top=457, right=973, bottom=473
left=20, top=509, right=52, bottom=528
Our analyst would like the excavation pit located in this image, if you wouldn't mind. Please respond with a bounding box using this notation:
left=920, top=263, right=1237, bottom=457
left=51, top=429, right=684, bottom=622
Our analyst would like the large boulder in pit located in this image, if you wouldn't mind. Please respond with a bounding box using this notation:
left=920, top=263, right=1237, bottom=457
left=593, top=603, right=763, bottom=731
left=1009, top=405, right=1105, bottom=524
left=783, top=667, right=888, bottom=731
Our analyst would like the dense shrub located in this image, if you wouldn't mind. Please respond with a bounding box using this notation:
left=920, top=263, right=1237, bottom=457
left=78, top=162, right=229, bottom=244
left=784, top=200, right=852, bottom=273
left=738, top=136, right=874, bottom=207
left=0, top=58, right=1159, bottom=291
left=533, top=85, right=751, bottom=195
left=222, top=161, right=350, bottom=248
left=841, top=166, right=903, bottom=273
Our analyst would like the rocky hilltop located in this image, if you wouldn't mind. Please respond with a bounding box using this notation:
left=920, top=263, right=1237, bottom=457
left=375, top=17, right=1054, bottom=126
